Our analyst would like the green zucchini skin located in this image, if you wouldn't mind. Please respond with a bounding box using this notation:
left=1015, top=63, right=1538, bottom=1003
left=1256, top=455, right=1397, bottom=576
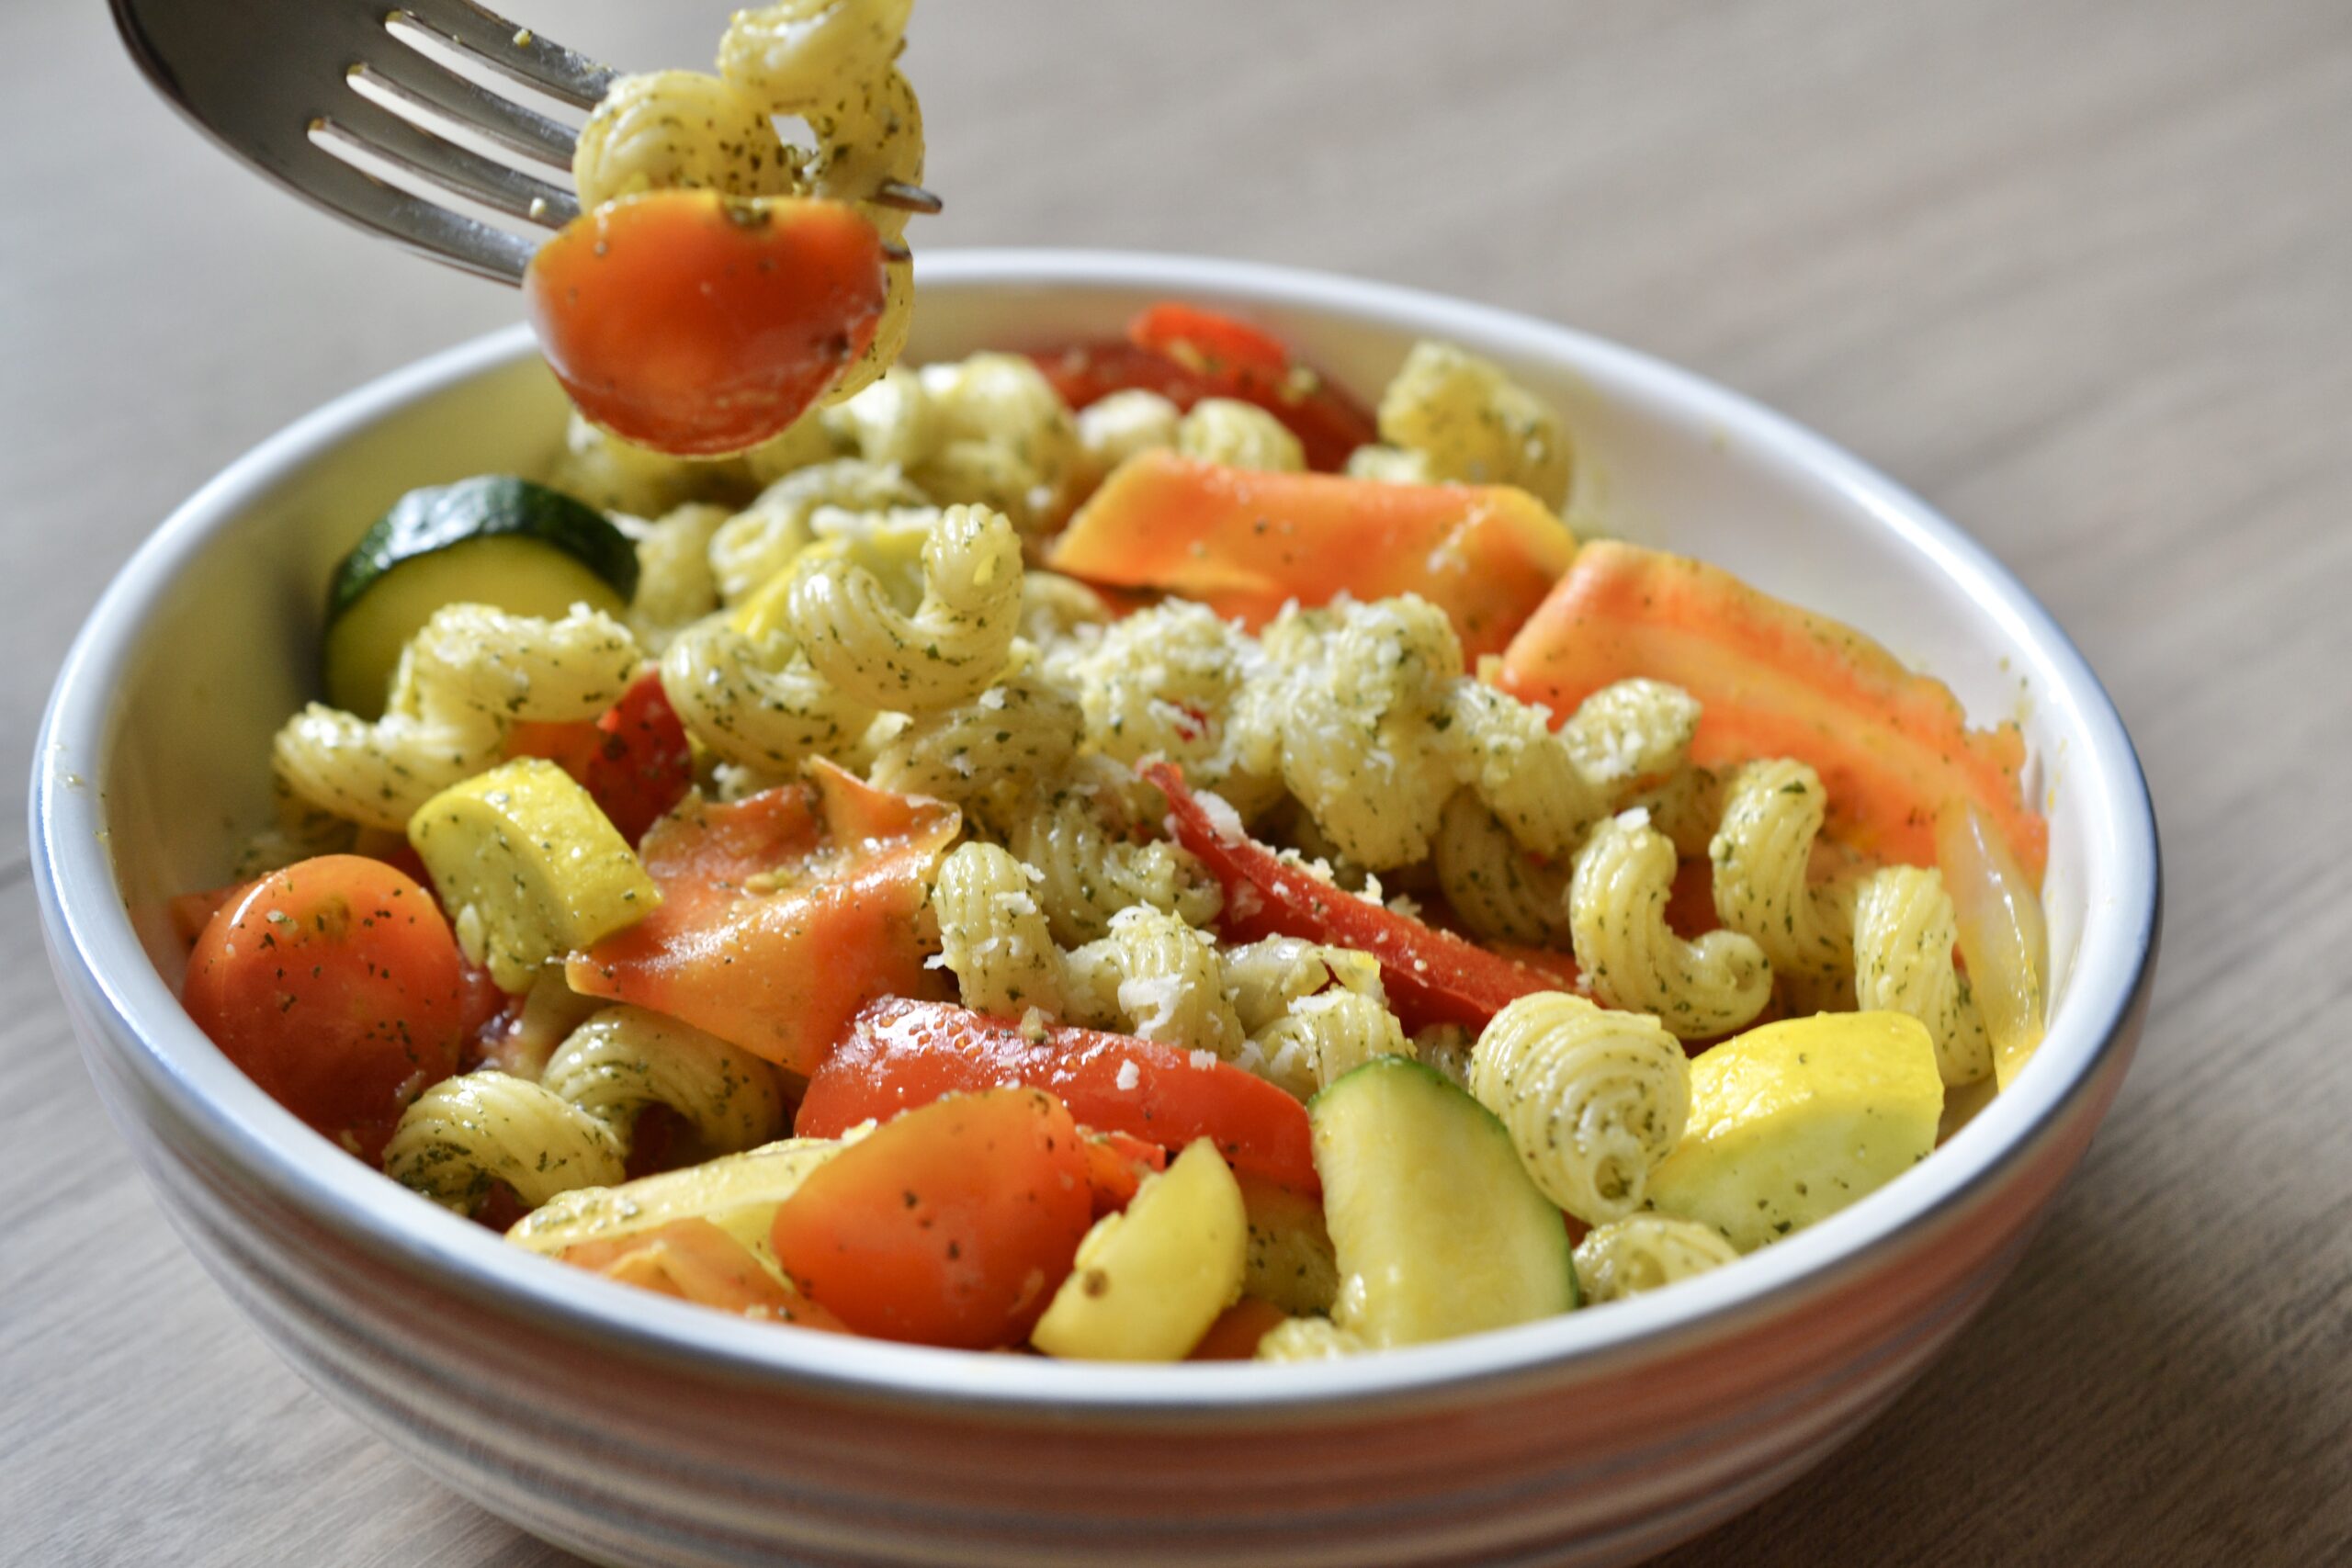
left=322, top=477, right=640, bottom=717
left=1308, top=1056, right=1579, bottom=1347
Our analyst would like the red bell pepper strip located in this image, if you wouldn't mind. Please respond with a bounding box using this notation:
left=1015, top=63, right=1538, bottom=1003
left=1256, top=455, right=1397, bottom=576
left=1147, top=761, right=1577, bottom=1032
left=505, top=670, right=694, bottom=845
left=1128, top=302, right=1295, bottom=382
left=796, top=997, right=1320, bottom=1196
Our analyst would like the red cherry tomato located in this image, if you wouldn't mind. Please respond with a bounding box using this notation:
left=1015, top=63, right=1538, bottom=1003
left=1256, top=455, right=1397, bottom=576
left=771, top=1088, right=1092, bottom=1348
left=525, top=190, right=888, bottom=457
left=181, top=855, right=467, bottom=1161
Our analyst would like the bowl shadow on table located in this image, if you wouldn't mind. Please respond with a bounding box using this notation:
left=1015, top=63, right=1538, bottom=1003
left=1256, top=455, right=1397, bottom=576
left=1655, top=1171, right=2340, bottom=1567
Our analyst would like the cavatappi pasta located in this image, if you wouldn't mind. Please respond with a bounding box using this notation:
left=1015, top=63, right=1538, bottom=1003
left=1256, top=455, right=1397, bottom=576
left=179, top=289, right=2051, bottom=1362
left=573, top=0, right=925, bottom=413
left=1469, top=992, right=1690, bottom=1225
left=1572, top=1215, right=1742, bottom=1304
left=274, top=604, right=639, bottom=831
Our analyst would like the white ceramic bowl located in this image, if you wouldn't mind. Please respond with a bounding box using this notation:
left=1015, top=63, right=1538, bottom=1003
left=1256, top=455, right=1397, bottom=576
left=33, top=252, right=2159, bottom=1567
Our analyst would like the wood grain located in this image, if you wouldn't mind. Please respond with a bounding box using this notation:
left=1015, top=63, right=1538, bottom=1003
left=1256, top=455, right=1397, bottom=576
left=5, top=0, right=2348, bottom=1562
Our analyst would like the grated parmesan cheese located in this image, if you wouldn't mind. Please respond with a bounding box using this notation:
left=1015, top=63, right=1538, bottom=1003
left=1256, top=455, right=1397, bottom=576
left=1192, top=787, right=1248, bottom=845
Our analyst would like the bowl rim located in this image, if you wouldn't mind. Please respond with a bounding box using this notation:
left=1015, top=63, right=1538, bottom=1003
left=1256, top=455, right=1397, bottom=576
left=33, top=247, right=2160, bottom=1421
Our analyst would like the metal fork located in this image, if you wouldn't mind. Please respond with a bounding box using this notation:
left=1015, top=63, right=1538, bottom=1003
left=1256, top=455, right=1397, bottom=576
left=111, top=0, right=939, bottom=287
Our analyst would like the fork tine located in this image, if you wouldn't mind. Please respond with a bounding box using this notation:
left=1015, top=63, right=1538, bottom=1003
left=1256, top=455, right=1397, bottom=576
left=358, top=45, right=578, bottom=170
left=322, top=88, right=578, bottom=229
left=294, top=140, right=537, bottom=284
left=872, top=180, right=944, bottom=215
left=391, top=0, right=617, bottom=111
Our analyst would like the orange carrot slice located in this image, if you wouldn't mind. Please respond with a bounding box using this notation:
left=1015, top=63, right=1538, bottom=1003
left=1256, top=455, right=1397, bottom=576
left=1045, top=452, right=1575, bottom=660
left=561, top=1217, right=847, bottom=1328
left=1497, top=541, right=2045, bottom=876
left=566, top=762, right=959, bottom=1072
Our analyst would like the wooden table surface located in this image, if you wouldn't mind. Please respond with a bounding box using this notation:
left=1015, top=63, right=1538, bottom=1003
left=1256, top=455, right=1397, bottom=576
left=6, top=0, right=2347, bottom=1562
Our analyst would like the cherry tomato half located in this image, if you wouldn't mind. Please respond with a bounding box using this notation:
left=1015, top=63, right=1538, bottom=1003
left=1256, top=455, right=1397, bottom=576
left=182, top=855, right=467, bottom=1161
left=771, top=1088, right=1092, bottom=1348
left=526, top=190, right=888, bottom=457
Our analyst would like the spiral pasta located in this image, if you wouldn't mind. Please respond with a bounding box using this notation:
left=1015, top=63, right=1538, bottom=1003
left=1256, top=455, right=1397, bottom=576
left=824, top=353, right=1082, bottom=533
left=1075, top=388, right=1182, bottom=484
left=912, top=355, right=1083, bottom=534
left=383, top=1070, right=626, bottom=1213
left=1569, top=811, right=1772, bottom=1039
left=1431, top=791, right=1572, bottom=946
left=1232, top=595, right=1700, bottom=874
left=572, top=69, right=795, bottom=210
left=1410, top=1024, right=1477, bottom=1092
left=1342, top=444, right=1436, bottom=486
left=821, top=367, right=938, bottom=470
left=783, top=60, right=923, bottom=236
left=1367, top=340, right=1572, bottom=510
left=1219, top=938, right=1385, bottom=1032
left=660, top=615, right=875, bottom=772
left=1247, top=989, right=1413, bottom=1100
left=274, top=605, right=639, bottom=830
left=1573, top=1215, right=1741, bottom=1303
left=708, top=458, right=928, bottom=604
left=541, top=1005, right=787, bottom=1159
left=786, top=503, right=1023, bottom=713
left=544, top=412, right=729, bottom=519
left=1254, top=1316, right=1366, bottom=1361
left=1175, top=398, right=1306, bottom=472
left=718, top=0, right=914, bottom=128
left=1469, top=991, right=1690, bottom=1225
left=1018, top=570, right=1114, bottom=650
left=479, top=968, right=606, bottom=1082
left=932, top=841, right=1069, bottom=1019
left=234, top=777, right=358, bottom=877
left=867, top=668, right=1085, bottom=824
left=1559, top=679, right=1707, bottom=795
left=1850, top=866, right=1993, bottom=1086
left=1080, top=905, right=1247, bottom=1057
left=1003, top=783, right=1223, bottom=946
left=1055, top=599, right=1282, bottom=817
left=1241, top=596, right=1464, bottom=869
left=1444, top=677, right=1699, bottom=860
left=715, top=0, right=926, bottom=406
left=1633, top=764, right=1725, bottom=858
left=1709, top=759, right=1854, bottom=985
left=627, top=502, right=730, bottom=653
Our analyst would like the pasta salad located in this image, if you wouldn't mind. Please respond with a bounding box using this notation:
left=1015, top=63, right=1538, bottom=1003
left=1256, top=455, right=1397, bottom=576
left=173, top=298, right=2049, bottom=1360
left=170, top=0, right=2050, bottom=1362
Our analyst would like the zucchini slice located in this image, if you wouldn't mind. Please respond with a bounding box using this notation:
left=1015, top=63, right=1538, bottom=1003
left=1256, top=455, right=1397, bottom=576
left=1310, top=1056, right=1578, bottom=1348
left=324, top=476, right=640, bottom=716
